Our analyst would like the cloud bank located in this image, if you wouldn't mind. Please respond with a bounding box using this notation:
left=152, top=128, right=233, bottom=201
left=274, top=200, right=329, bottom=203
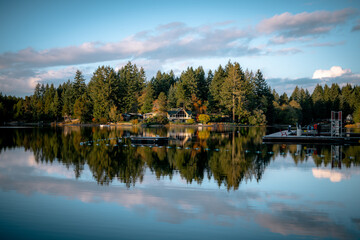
left=257, top=8, right=356, bottom=44
left=0, top=8, right=358, bottom=96
left=0, top=22, right=256, bottom=70
left=268, top=65, right=360, bottom=94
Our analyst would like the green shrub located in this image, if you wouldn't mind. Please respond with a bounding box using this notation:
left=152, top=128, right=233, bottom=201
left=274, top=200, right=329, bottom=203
left=210, top=114, right=222, bottom=122
left=248, top=110, right=266, bottom=125
left=186, top=119, right=195, bottom=124
left=144, top=115, right=169, bottom=125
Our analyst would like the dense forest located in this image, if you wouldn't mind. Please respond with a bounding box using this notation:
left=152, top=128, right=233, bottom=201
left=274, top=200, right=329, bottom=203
left=1, top=61, right=360, bottom=125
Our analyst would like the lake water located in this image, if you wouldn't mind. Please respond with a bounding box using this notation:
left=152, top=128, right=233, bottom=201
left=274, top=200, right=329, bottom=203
left=0, top=126, right=359, bottom=239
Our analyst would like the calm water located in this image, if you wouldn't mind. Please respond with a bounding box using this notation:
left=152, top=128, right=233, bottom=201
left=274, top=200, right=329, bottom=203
left=0, top=126, right=359, bottom=240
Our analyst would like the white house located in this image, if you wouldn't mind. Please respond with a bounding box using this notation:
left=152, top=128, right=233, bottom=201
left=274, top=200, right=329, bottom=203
left=167, top=108, right=192, bottom=122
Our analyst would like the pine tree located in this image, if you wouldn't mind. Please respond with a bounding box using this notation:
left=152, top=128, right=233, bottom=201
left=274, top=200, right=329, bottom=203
left=290, top=86, right=301, bottom=103
left=209, top=65, right=226, bottom=113
left=340, top=84, right=353, bottom=118
left=140, top=83, right=154, bottom=113
left=299, top=88, right=313, bottom=124
left=118, top=62, right=145, bottom=113
left=195, top=66, right=207, bottom=101
left=312, top=84, right=325, bottom=120
left=89, top=66, right=119, bottom=121
left=31, top=83, right=44, bottom=121
left=73, top=94, right=91, bottom=123
left=279, top=93, right=289, bottom=105
left=151, top=70, right=175, bottom=98
left=177, top=67, right=198, bottom=108
left=61, top=80, right=74, bottom=119
left=51, top=91, right=61, bottom=121
left=168, top=84, right=177, bottom=108
left=329, top=83, right=340, bottom=110
left=221, top=62, right=246, bottom=122
left=73, top=70, right=86, bottom=100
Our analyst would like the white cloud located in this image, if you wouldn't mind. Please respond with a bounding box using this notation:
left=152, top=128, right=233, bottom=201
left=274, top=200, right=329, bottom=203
left=0, top=66, right=80, bottom=96
left=312, top=66, right=351, bottom=79
left=0, top=22, right=255, bottom=70
left=312, top=169, right=347, bottom=182
left=312, top=168, right=360, bottom=182
left=0, top=11, right=357, bottom=97
left=0, top=21, right=264, bottom=96
left=258, top=8, right=356, bottom=44
left=267, top=65, right=360, bottom=95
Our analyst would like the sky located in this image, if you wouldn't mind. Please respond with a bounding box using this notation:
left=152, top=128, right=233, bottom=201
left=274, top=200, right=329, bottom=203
left=0, top=0, right=359, bottom=97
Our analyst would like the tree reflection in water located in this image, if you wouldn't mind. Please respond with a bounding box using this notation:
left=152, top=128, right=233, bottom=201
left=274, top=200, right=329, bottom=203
left=0, top=126, right=359, bottom=190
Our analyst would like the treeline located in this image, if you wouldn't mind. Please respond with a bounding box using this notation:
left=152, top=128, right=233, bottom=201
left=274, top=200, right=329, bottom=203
left=1, top=61, right=360, bottom=125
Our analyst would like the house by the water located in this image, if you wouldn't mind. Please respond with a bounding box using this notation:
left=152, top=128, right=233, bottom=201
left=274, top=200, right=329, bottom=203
left=167, top=108, right=192, bottom=122
left=143, top=108, right=193, bottom=122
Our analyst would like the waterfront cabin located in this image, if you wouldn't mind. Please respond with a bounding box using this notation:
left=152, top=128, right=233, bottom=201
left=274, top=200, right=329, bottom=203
left=167, top=108, right=192, bottom=122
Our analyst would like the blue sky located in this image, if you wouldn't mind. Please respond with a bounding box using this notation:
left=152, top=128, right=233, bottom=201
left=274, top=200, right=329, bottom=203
left=0, top=0, right=359, bottom=96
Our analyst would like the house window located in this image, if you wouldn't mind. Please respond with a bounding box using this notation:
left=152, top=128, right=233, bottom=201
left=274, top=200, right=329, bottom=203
left=176, top=110, right=186, bottom=118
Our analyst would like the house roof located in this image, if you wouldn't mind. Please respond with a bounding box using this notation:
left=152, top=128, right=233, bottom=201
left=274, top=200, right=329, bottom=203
left=167, top=108, right=192, bottom=116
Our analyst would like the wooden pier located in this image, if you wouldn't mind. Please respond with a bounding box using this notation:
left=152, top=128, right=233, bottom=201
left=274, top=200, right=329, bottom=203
left=263, top=131, right=360, bottom=144
left=130, top=136, right=169, bottom=144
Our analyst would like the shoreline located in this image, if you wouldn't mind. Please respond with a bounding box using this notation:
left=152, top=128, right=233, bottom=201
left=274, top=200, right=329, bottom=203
left=2, top=121, right=359, bottom=129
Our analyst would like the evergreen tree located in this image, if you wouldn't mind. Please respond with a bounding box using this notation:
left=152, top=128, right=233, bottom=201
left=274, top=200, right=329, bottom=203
left=279, top=93, right=289, bottom=105
left=31, top=83, right=44, bottom=121
left=118, top=62, right=145, bottom=113
left=340, top=84, right=353, bottom=118
left=51, top=91, right=61, bottom=121
left=323, top=84, right=331, bottom=116
left=290, top=86, right=301, bottom=103
left=329, top=83, right=340, bottom=110
left=168, top=84, right=177, bottom=108
left=253, top=70, right=272, bottom=119
left=206, top=70, right=213, bottom=97
left=89, top=66, right=119, bottom=121
left=151, top=70, right=175, bottom=98
left=195, top=66, right=207, bottom=101
left=312, top=84, right=326, bottom=120
left=176, top=67, right=198, bottom=108
left=140, top=83, right=155, bottom=113
left=209, top=65, right=226, bottom=113
left=73, top=93, right=92, bottom=123
left=61, top=80, right=74, bottom=119
left=272, top=89, right=280, bottom=103
left=73, top=70, right=86, bottom=100
left=299, top=88, right=313, bottom=124
left=221, top=62, right=247, bottom=122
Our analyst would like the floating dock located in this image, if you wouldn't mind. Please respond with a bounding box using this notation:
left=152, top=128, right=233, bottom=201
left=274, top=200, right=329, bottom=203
left=263, top=131, right=360, bottom=144
left=130, top=136, right=169, bottom=144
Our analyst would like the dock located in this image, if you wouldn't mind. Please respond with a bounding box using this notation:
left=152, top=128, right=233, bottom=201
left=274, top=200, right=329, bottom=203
left=263, top=131, right=360, bottom=144
left=130, top=136, right=169, bottom=144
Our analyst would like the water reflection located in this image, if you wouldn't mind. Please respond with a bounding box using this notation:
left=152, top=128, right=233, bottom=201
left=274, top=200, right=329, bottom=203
left=0, top=126, right=360, bottom=239
left=0, top=126, right=359, bottom=188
